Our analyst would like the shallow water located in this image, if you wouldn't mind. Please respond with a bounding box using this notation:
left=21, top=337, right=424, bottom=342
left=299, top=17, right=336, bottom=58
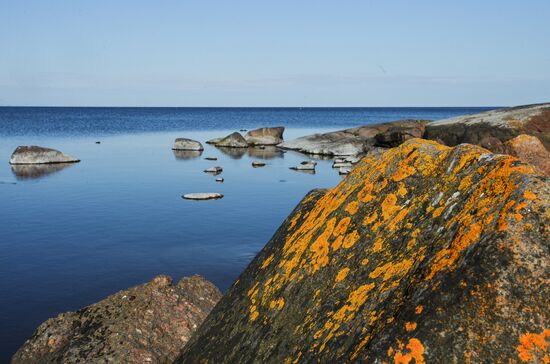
left=0, top=107, right=494, bottom=360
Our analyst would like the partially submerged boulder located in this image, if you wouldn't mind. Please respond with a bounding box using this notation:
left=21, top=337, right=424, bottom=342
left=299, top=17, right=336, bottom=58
left=279, top=120, right=430, bottom=156
left=244, top=127, right=285, bottom=146
left=207, top=132, right=248, bottom=148
left=177, top=139, right=549, bottom=363
left=13, top=275, right=221, bottom=364
left=425, top=103, right=550, bottom=151
left=499, top=134, right=550, bottom=176
left=172, top=138, right=204, bottom=151
left=9, top=146, right=80, bottom=165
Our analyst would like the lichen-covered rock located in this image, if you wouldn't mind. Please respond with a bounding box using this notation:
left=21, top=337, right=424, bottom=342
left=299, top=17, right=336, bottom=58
left=177, top=139, right=549, bottom=363
left=172, top=138, right=204, bottom=151
left=279, top=120, right=430, bottom=156
left=9, top=146, right=80, bottom=165
left=245, top=127, right=285, bottom=146
left=13, top=275, right=221, bottom=364
left=498, top=134, right=550, bottom=176
left=207, top=132, right=248, bottom=148
left=425, top=103, right=550, bottom=151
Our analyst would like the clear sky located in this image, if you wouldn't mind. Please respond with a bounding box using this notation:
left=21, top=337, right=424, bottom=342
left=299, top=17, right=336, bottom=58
left=1, top=0, right=549, bottom=107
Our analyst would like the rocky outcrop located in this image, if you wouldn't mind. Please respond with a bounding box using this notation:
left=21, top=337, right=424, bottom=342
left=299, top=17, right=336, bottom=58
left=207, top=132, right=248, bottom=148
left=278, top=120, right=430, bottom=156
left=9, top=146, right=80, bottom=165
left=425, top=103, right=550, bottom=151
left=498, top=134, right=550, bottom=176
left=244, top=127, right=285, bottom=146
left=13, top=275, right=221, bottom=364
left=172, top=138, right=204, bottom=151
left=177, top=139, right=549, bottom=363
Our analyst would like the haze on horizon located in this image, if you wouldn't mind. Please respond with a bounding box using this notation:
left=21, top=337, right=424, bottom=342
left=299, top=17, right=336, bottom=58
left=1, top=0, right=549, bottom=107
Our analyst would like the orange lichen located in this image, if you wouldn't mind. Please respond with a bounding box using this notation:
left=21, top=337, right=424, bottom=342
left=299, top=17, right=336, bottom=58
left=405, top=322, right=417, bottom=331
left=363, top=212, right=378, bottom=226
left=342, top=230, right=360, bottom=249
left=381, top=194, right=400, bottom=220
left=516, top=329, right=550, bottom=362
left=333, top=217, right=351, bottom=236
left=523, top=190, right=537, bottom=201
left=361, top=258, right=369, bottom=265
left=335, top=268, right=350, bottom=282
left=415, top=305, right=423, bottom=314
left=261, top=254, right=274, bottom=269
left=393, top=338, right=425, bottom=364
left=345, top=201, right=359, bottom=215
left=269, top=297, right=285, bottom=310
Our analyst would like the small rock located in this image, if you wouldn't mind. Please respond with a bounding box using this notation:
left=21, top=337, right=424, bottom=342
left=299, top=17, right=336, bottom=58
left=204, top=166, right=223, bottom=174
left=9, top=146, right=80, bottom=165
left=339, top=167, right=353, bottom=175
left=345, top=156, right=361, bottom=164
left=205, top=156, right=218, bottom=161
left=172, top=138, right=204, bottom=151
left=290, top=162, right=316, bottom=171
left=206, top=132, right=248, bottom=148
left=252, top=161, right=266, bottom=167
left=182, top=193, right=224, bottom=200
left=332, top=162, right=353, bottom=168
left=95, top=141, right=101, bottom=144
left=301, top=160, right=317, bottom=166
left=215, top=178, right=224, bottom=183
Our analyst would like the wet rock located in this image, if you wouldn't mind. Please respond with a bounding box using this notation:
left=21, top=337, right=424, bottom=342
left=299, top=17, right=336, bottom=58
left=252, top=161, right=266, bottom=168
left=207, top=132, right=248, bottom=148
left=204, top=166, right=223, bottom=174
left=244, top=127, right=285, bottom=146
left=172, top=138, right=204, bottom=151
left=13, top=275, right=221, bottom=364
left=183, top=193, right=223, bottom=200
left=205, top=156, right=218, bottom=161
left=279, top=120, right=430, bottom=156
left=425, top=103, right=550, bottom=151
left=499, top=134, right=550, bottom=175
left=9, top=146, right=80, bottom=165
left=177, top=139, right=549, bottom=363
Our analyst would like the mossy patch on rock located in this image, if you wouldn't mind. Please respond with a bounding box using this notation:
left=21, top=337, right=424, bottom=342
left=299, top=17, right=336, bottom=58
left=177, top=139, right=549, bottom=363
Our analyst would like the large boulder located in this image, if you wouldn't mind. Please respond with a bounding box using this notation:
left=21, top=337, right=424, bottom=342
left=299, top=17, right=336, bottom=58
left=172, top=138, right=204, bottom=151
left=206, top=132, right=248, bottom=148
left=499, top=134, right=550, bottom=176
left=177, top=139, right=549, bottom=363
left=425, top=103, right=550, bottom=151
left=244, top=127, right=285, bottom=146
left=9, top=146, right=80, bottom=165
left=13, top=275, right=221, bottom=364
left=278, top=120, right=430, bottom=156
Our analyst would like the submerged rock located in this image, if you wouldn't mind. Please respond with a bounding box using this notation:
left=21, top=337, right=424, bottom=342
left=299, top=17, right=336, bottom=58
left=9, top=146, right=80, bottom=165
left=183, top=193, right=223, bottom=200
left=207, top=132, right=248, bottom=148
left=13, top=275, right=221, bottom=364
left=425, top=103, right=550, bottom=151
left=177, top=139, right=549, bottom=363
left=279, top=120, right=430, bottom=156
left=172, top=138, right=204, bottom=151
left=244, top=127, right=285, bottom=146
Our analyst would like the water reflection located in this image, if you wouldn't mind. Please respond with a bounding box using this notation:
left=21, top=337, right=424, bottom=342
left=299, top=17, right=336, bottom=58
left=11, top=163, right=75, bottom=180
left=215, top=147, right=247, bottom=159
left=172, top=150, right=203, bottom=160
left=247, top=146, right=284, bottom=159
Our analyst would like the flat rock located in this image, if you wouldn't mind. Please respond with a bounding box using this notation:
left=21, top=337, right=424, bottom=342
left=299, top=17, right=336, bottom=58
left=290, top=162, right=316, bottom=171
left=205, top=156, right=218, bottom=161
left=425, top=103, right=550, bottom=151
left=338, top=166, right=353, bottom=175
left=13, top=275, right=221, bottom=364
left=278, top=120, right=430, bottom=156
left=172, top=138, right=204, bottom=151
left=252, top=161, right=266, bottom=167
left=177, top=139, right=549, bottom=363
left=215, top=178, right=224, bottom=183
left=499, top=134, right=550, bottom=175
left=206, top=132, right=248, bottom=148
left=204, top=166, right=223, bottom=174
left=244, top=127, right=285, bottom=146
left=182, top=193, right=223, bottom=200
left=9, top=146, right=80, bottom=165
left=332, top=161, right=353, bottom=168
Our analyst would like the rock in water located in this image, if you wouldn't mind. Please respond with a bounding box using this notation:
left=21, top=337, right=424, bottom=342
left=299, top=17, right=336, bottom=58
left=204, top=166, right=223, bottom=174
left=172, top=138, right=204, bottom=151
left=425, top=103, right=550, bottom=151
left=9, top=146, right=80, bottom=165
left=244, top=127, right=285, bottom=146
left=206, top=132, right=248, bottom=148
left=290, top=161, right=316, bottom=171
left=252, top=161, right=266, bottom=167
left=205, top=156, right=218, bottom=161
left=177, top=139, right=549, bottom=363
left=183, top=193, right=223, bottom=200
left=13, top=275, right=221, bottom=364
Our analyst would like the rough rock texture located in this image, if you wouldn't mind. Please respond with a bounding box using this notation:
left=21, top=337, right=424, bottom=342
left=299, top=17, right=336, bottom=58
left=177, top=139, right=549, bottom=363
left=13, top=275, right=221, bottom=364
left=244, top=127, right=285, bottom=146
left=9, top=146, right=80, bottom=165
left=172, top=138, right=204, bottom=151
left=498, top=134, right=550, bottom=176
left=278, top=120, right=430, bottom=156
left=207, top=132, right=248, bottom=148
left=374, top=122, right=427, bottom=148
left=425, top=103, right=550, bottom=151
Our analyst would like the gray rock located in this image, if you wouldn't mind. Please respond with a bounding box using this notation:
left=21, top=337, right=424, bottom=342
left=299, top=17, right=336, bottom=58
left=290, top=161, right=316, bottom=171
left=172, top=138, right=204, bottom=151
left=204, top=166, right=223, bottom=174
left=338, top=166, right=353, bottom=175
left=244, top=127, right=285, bottom=146
left=9, top=146, right=80, bottom=165
left=332, top=162, right=353, bottom=168
left=182, top=193, right=224, bottom=200
left=206, top=132, right=248, bottom=148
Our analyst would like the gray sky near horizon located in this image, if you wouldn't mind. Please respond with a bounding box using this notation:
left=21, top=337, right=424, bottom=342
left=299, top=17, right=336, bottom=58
left=1, top=0, right=549, bottom=107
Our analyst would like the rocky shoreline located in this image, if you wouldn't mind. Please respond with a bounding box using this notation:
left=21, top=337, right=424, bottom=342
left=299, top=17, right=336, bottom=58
left=10, top=103, right=549, bottom=363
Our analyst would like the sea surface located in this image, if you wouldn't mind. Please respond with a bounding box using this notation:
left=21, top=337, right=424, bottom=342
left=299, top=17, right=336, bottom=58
left=0, top=106, right=495, bottom=360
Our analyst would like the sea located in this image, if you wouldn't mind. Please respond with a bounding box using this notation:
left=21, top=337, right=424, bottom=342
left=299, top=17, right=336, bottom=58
left=0, top=106, right=495, bottom=360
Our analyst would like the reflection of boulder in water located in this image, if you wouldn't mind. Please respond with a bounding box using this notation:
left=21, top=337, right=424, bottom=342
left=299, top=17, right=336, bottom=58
left=11, top=163, right=75, bottom=180
left=215, top=146, right=247, bottom=159
left=173, top=150, right=203, bottom=160
left=247, top=146, right=284, bottom=159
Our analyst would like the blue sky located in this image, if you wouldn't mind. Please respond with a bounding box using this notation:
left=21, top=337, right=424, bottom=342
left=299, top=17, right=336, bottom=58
left=1, top=0, right=549, bottom=106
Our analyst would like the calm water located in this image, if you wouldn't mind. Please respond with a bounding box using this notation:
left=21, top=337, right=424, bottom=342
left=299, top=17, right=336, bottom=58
left=0, top=107, right=494, bottom=360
